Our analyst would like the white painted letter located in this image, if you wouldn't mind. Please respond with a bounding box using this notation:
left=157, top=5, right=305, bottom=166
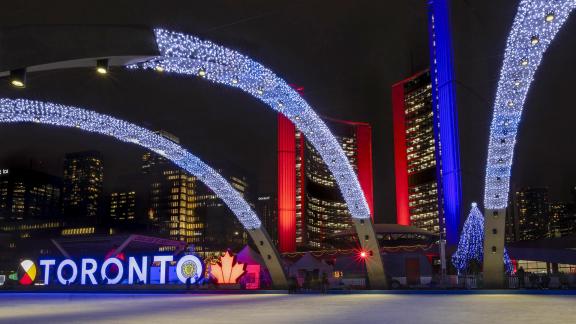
left=153, top=255, right=173, bottom=284
left=81, top=258, right=98, bottom=285
left=39, top=259, right=56, bottom=285
left=128, top=256, right=148, bottom=284
left=101, top=258, right=124, bottom=285
left=57, top=259, right=78, bottom=285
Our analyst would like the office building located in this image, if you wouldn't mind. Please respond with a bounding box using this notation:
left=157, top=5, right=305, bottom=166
left=109, top=191, right=137, bottom=222
left=548, top=202, right=576, bottom=238
left=256, top=195, right=278, bottom=245
left=195, top=166, right=250, bottom=253
left=141, top=131, right=252, bottom=252
left=515, top=187, right=550, bottom=241
left=62, top=151, right=104, bottom=221
left=142, top=132, right=198, bottom=246
left=0, top=168, right=62, bottom=222
left=392, top=70, right=443, bottom=235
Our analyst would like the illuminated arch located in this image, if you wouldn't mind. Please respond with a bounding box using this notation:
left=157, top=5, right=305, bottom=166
left=483, top=0, right=576, bottom=287
left=0, top=26, right=387, bottom=287
left=484, top=0, right=576, bottom=208
left=129, top=28, right=387, bottom=287
left=0, top=97, right=288, bottom=288
left=130, top=29, right=371, bottom=220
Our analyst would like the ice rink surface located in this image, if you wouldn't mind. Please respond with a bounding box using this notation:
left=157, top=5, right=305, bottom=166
left=0, top=293, right=575, bottom=324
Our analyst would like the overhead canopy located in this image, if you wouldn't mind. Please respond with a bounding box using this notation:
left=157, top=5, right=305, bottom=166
left=332, top=224, right=438, bottom=237
left=237, top=245, right=265, bottom=266
left=288, top=252, right=333, bottom=276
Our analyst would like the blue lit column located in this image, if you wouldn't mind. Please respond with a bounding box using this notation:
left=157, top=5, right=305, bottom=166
left=427, top=0, right=463, bottom=246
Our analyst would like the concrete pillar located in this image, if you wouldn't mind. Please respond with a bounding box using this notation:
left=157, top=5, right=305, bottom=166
left=247, top=227, right=288, bottom=289
left=352, top=218, right=387, bottom=289
left=483, top=208, right=506, bottom=288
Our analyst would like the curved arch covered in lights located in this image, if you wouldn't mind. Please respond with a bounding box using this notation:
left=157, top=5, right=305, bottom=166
left=0, top=97, right=290, bottom=287
left=128, top=28, right=371, bottom=220
left=0, top=26, right=387, bottom=287
left=0, top=98, right=262, bottom=230
left=484, top=0, right=576, bottom=209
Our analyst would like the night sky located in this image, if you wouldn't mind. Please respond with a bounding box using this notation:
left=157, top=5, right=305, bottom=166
left=1, top=0, right=576, bottom=224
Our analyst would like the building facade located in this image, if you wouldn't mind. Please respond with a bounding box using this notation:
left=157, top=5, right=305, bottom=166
left=515, top=187, right=550, bottom=241
left=62, top=151, right=104, bottom=221
left=194, top=167, right=249, bottom=253
left=548, top=201, right=576, bottom=238
left=109, top=191, right=137, bottom=222
left=256, top=195, right=278, bottom=245
left=141, top=130, right=249, bottom=253
left=0, top=168, right=62, bottom=222
left=141, top=132, right=199, bottom=246
left=277, top=114, right=374, bottom=252
left=392, top=71, right=444, bottom=235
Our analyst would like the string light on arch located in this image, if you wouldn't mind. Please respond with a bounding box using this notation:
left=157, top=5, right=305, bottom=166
left=0, top=98, right=262, bottom=230
left=127, top=28, right=371, bottom=219
left=484, top=0, right=576, bottom=209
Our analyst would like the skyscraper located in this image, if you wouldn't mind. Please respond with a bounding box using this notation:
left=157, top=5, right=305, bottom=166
left=142, top=132, right=199, bottom=246
left=256, top=195, right=278, bottom=245
left=141, top=130, right=251, bottom=252
left=515, top=187, right=550, bottom=241
left=392, top=70, right=443, bottom=235
left=109, top=191, right=136, bottom=222
left=141, top=130, right=181, bottom=175
left=62, top=151, right=103, bottom=221
left=548, top=201, right=576, bottom=238
left=277, top=114, right=374, bottom=252
left=0, top=168, right=62, bottom=222
left=195, top=166, right=250, bottom=253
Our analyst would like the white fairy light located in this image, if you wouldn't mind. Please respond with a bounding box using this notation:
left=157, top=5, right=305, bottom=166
left=0, top=98, right=262, bottom=230
left=128, top=28, right=372, bottom=219
left=484, top=0, right=576, bottom=209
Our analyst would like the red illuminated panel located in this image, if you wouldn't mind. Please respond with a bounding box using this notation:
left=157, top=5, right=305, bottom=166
left=244, top=264, right=261, bottom=290
left=355, top=124, right=374, bottom=219
left=278, top=114, right=297, bottom=252
left=392, top=82, right=410, bottom=226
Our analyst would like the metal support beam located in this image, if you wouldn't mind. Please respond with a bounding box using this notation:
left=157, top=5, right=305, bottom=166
left=482, top=208, right=506, bottom=288
left=50, top=239, right=71, bottom=259
left=113, top=235, right=136, bottom=256
left=0, top=25, right=158, bottom=76
left=247, top=227, right=288, bottom=289
left=352, top=218, right=387, bottom=289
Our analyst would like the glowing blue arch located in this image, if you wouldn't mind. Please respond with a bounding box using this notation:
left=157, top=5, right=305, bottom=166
left=484, top=0, right=576, bottom=209
left=128, top=28, right=371, bottom=220
left=0, top=98, right=261, bottom=229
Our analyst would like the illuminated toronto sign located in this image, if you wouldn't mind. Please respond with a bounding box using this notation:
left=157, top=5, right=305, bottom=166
left=22, top=255, right=203, bottom=286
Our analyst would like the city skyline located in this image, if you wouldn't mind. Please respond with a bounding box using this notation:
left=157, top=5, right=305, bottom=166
left=1, top=1, right=576, bottom=224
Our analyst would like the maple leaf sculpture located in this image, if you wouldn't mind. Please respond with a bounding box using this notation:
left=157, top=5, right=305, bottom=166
left=211, top=251, right=247, bottom=284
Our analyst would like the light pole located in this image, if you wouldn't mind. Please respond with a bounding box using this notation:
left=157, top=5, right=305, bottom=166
left=439, top=231, right=447, bottom=288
